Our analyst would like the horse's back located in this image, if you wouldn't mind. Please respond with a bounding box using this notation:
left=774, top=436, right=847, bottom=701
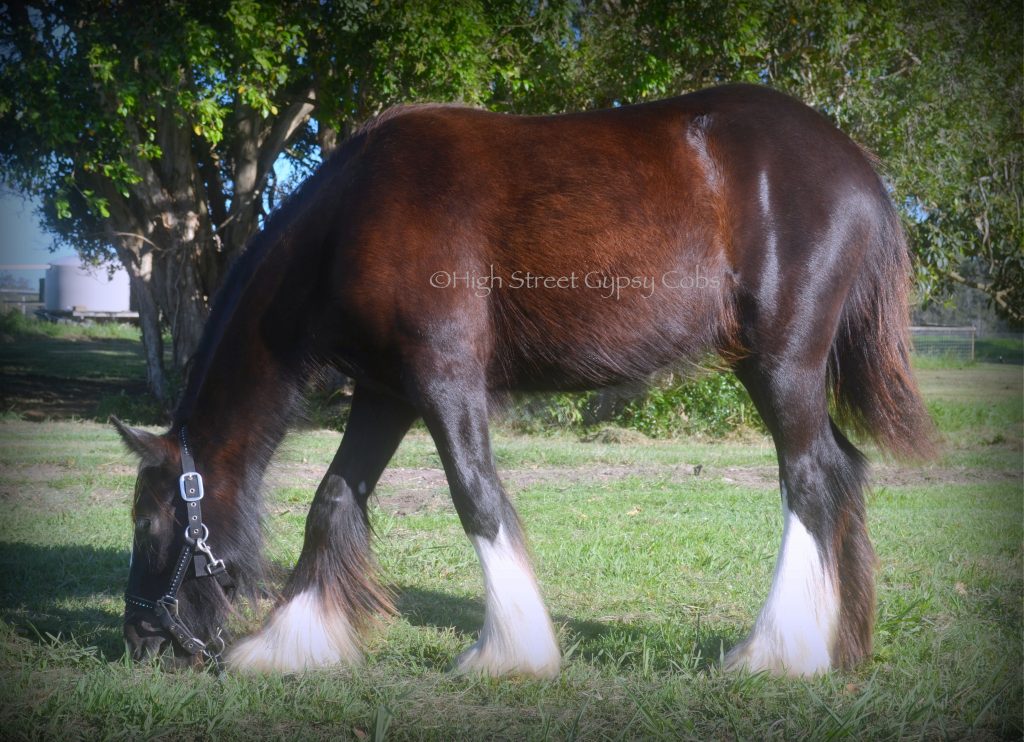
left=327, top=85, right=890, bottom=390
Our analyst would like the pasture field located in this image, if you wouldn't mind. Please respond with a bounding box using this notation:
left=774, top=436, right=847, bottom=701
left=0, top=327, right=1021, bottom=739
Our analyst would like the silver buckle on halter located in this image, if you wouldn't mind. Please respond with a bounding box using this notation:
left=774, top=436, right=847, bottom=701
left=179, top=472, right=204, bottom=501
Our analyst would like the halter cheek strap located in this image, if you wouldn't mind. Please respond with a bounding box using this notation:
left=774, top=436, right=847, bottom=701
left=125, top=426, right=234, bottom=663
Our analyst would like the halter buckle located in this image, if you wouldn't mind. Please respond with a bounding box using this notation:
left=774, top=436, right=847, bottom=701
left=179, top=472, right=204, bottom=502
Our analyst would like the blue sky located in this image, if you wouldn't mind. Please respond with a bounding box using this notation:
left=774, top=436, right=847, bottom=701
left=0, top=192, right=72, bottom=281
left=0, top=154, right=300, bottom=286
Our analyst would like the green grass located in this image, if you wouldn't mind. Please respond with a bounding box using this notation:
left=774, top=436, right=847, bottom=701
left=0, top=334, right=148, bottom=381
left=976, top=336, right=1024, bottom=365
left=0, top=342, right=1021, bottom=738
left=0, top=310, right=167, bottom=424
left=0, top=309, right=143, bottom=342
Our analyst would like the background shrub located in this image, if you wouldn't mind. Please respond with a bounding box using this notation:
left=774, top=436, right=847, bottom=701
left=507, top=370, right=764, bottom=438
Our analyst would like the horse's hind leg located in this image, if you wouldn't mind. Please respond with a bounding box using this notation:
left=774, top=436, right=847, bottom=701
left=724, top=357, right=874, bottom=676
left=409, top=359, right=561, bottom=678
left=227, top=385, right=415, bottom=672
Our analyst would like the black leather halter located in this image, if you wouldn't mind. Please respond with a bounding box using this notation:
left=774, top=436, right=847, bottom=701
left=125, top=427, right=233, bottom=663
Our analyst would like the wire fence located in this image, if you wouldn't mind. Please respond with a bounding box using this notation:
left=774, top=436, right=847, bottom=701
left=909, top=326, right=976, bottom=361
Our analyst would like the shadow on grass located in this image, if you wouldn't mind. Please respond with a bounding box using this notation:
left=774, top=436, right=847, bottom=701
left=0, top=542, right=735, bottom=672
left=395, top=585, right=733, bottom=673
left=0, top=541, right=127, bottom=658
left=0, top=336, right=147, bottom=380
left=0, top=335, right=168, bottom=424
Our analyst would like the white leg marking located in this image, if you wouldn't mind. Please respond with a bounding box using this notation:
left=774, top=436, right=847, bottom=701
left=725, top=492, right=839, bottom=677
left=456, top=525, right=561, bottom=679
left=226, top=589, right=361, bottom=673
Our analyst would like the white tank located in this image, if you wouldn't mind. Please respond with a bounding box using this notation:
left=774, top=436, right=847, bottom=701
left=44, top=256, right=131, bottom=313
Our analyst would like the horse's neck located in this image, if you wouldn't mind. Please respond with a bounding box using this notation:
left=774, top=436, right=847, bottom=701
left=178, top=238, right=314, bottom=481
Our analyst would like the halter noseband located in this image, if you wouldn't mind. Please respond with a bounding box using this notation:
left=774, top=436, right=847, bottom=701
left=125, top=426, right=233, bottom=664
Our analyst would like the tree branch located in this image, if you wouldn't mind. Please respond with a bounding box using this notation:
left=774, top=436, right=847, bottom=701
left=256, top=88, right=317, bottom=184
left=947, top=270, right=1022, bottom=324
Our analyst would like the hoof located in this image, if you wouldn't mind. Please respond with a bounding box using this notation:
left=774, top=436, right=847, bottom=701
left=725, top=505, right=839, bottom=678
left=225, top=590, right=362, bottom=673
left=453, top=634, right=561, bottom=679
left=723, top=634, right=831, bottom=678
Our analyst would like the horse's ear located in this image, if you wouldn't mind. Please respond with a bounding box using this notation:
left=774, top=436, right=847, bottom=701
left=110, top=416, right=167, bottom=464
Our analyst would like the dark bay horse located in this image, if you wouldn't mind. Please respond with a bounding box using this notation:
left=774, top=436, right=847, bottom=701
left=115, top=83, right=934, bottom=678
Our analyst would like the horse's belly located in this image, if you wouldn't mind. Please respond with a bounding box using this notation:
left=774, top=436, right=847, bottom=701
left=491, top=261, right=733, bottom=390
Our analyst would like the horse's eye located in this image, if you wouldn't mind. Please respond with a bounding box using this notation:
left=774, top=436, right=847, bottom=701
left=134, top=516, right=153, bottom=535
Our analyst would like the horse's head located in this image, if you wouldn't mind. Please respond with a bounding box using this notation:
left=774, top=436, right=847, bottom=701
left=113, top=418, right=234, bottom=665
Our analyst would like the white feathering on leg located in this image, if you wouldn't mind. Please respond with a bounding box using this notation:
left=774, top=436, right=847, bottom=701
left=456, top=525, right=561, bottom=678
left=725, top=492, right=839, bottom=677
left=226, top=589, right=362, bottom=673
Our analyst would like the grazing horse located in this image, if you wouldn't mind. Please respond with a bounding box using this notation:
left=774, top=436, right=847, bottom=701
left=116, top=83, right=934, bottom=678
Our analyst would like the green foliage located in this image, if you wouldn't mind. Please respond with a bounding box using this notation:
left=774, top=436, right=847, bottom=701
left=0, top=309, right=140, bottom=342
left=302, top=385, right=352, bottom=432
left=510, top=371, right=763, bottom=438
left=0, top=1, right=319, bottom=263
left=509, top=391, right=593, bottom=435
left=878, top=0, right=1022, bottom=326
left=619, top=372, right=763, bottom=438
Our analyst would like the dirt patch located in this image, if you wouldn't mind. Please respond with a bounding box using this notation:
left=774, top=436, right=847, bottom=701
left=265, top=461, right=711, bottom=517
left=718, top=466, right=777, bottom=489
left=0, top=461, right=137, bottom=511
left=872, top=463, right=1020, bottom=488
left=694, top=462, right=1019, bottom=491
left=376, top=467, right=451, bottom=516
left=5, top=452, right=1013, bottom=517
left=375, top=463, right=707, bottom=515
left=369, top=462, right=1018, bottom=517
left=0, top=463, right=71, bottom=483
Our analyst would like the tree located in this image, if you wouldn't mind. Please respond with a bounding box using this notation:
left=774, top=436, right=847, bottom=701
left=2, top=1, right=1018, bottom=408
left=0, top=0, right=578, bottom=402
left=881, top=0, right=1022, bottom=326
left=2, top=1, right=323, bottom=400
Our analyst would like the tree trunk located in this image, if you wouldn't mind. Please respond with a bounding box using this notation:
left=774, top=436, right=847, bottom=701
left=90, top=91, right=315, bottom=406
left=151, top=236, right=209, bottom=373
left=107, top=222, right=210, bottom=405
left=110, top=239, right=168, bottom=404
left=95, top=142, right=213, bottom=401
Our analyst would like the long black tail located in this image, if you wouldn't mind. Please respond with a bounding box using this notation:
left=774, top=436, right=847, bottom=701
left=829, top=197, right=937, bottom=461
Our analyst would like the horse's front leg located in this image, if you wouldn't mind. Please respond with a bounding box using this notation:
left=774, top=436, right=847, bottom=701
left=411, top=362, right=561, bottom=679
left=227, top=385, right=415, bottom=672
